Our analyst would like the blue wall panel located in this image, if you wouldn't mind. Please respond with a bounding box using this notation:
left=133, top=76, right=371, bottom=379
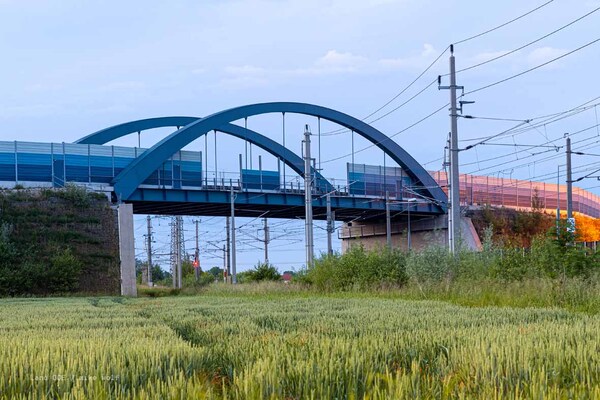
left=0, top=153, right=16, bottom=181
left=242, top=169, right=279, bottom=190
left=1, top=141, right=203, bottom=188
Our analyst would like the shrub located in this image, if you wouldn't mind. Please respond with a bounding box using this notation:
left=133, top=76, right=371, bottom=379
left=243, top=262, right=281, bottom=283
left=183, top=271, right=217, bottom=288
left=406, top=246, right=454, bottom=285
left=56, top=184, right=91, bottom=208
left=302, top=246, right=408, bottom=291
left=44, top=248, right=83, bottom=293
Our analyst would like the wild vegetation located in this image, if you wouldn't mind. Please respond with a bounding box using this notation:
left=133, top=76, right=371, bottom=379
left=0, top=186, right=119, bottom=295
left=469, top=204, right=600, bottom=246
left=294, top=221, right=599, bottom=312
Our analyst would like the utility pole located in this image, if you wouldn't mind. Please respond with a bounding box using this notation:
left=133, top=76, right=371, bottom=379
left=407, top=204, right=412, bottom=250
left=443, top=134, right=452, bottom=247
left=170, top=216, right=184, bottom=289
left=225, top=216, right=231, bottom=283
left=222, top=245, right=226, bottom=282
left=194, top=219, right=200, bottom=281
left=262, top=218, right=270, bottom=264
left=177, top=216, right=183, bottom=289
left=146, top=216, right=153, bottom=287
left=385, top=191, right=391, bottom=247
left=303, top=125, right=314, bottom=268
left=566, top=136, right=573, bottom=221
left=326, top=193, right=334, bottom=256
left=439, top=44, right=464, bottom=255
left=407, top=198, right=417, bottom=251
left=170, top=218, right=177, bottom=288
left=556, top=165, right=562, bottom=238
left=230, top=187, right=237, bottom=283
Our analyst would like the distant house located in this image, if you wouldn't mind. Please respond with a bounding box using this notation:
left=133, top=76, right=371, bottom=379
left=281, top=271, right=294, bottom=282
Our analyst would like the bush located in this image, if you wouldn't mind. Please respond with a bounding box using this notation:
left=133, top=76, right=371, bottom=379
left=301, top=246, right=408, bottom=291
left=45, top=248, right=83, bottom=293
left=56, top=184, right=91, bottom=208
left=138, top=287, right=181, bottom=297
left=243, top=262, right=281, bottom=283
left=183, top=271, right=216, bottom=288
left=406, top=246, right=454, bottom=285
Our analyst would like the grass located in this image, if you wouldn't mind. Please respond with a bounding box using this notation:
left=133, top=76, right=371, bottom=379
left=153, top=277, right=600, bottom=314
left=1, top=290, right=598, bottom=399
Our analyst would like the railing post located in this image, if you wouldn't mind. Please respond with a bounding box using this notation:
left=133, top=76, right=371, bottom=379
left=14, top=141, right=18, bottom=185
left=88, top=144, right=91, bottom=184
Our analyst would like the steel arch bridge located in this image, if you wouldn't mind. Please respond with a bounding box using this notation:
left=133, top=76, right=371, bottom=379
left=2, top=102, right=447, bottom=221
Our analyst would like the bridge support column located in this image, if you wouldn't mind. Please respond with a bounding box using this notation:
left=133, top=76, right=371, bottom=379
left=118, top=204, right=137, bottom=297
left=340, top=216, right=481, bottom=253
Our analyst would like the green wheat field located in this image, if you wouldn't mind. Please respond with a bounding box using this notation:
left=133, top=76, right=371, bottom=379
left=1, top=292, right=598, bottom=399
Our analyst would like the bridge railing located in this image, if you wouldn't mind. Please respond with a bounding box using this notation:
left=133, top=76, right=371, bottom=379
left=3, top=140, right=424, bottom=200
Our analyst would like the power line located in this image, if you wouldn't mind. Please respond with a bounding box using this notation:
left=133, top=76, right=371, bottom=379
left=464, top=37, right=600, bottom=96
left=454, top=97, right=600, bottom=167
left=466, top=133, right=600, bottom=176
left=460, top=99, right=600, bottom=143
left=322, top=48, right=448, bottom=135
left=320, top=1, right=559, bottom=135
left=324, top=41, right=599, bottom=167
left=454, top=6, right=600, bottom=74
left=327, top=0, right=558, bottom=132
left=454, top=0, right=555, bottom=45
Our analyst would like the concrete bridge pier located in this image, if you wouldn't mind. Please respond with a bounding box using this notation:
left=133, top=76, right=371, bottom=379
left=340, top=216, right=481, bottom=253
left=117, top=203, right=137, bottom=297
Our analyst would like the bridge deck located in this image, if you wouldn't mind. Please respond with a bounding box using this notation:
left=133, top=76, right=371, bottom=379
left=126, top=187, right=441, bottom=222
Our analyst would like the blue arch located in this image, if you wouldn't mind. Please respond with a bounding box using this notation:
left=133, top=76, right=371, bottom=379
left=76, top=116, right=333, bottom=192
left=112, top=103, right=447, bottom=208
left=76, top=116, right=198, bottom=145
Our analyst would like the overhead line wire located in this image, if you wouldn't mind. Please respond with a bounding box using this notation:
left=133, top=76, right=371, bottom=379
left=453, top=6, right=600, bottom=74
left=323, top=49, right=448, bottom=135
left=464, top=37, right=600, bottom=96
left=453, top=0, right=555, bottom=45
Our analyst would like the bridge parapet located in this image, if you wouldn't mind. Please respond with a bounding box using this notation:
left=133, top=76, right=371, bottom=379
left=431, top=171, right=600, bottom=219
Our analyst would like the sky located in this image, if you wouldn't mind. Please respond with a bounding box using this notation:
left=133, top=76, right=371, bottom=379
left=2, top=0, right=600, bottom=272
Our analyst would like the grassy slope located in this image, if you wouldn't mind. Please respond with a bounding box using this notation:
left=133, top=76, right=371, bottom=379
left=1, top=292, right=599, bottom=399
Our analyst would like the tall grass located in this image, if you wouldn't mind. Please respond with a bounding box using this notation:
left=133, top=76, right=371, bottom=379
left=295, top=235, right=599, bottom=313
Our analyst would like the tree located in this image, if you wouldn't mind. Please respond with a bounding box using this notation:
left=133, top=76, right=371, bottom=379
left=207, top=266, right=224, bottom=278
left=531, top=187, right=545, bottom=211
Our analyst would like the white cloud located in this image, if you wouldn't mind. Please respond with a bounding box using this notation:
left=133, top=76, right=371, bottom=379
left=224, top=65, right=267, bottom=75
left=24, top=83, right=63, bottom=93
left=0, top=104, right=62, bottom=119
left=314, top=50, right=369, bottom=72
left=100, top=81, right=146, bottom=92
left=467, top=50, right=513, bottom=65
left=378, top=43, right=438, bottom=69
left=219, top=75, right=269, bottom=90
left=527, top=47, right=566, bottom=67
left=219, top=44, right=445, bottom=89
left=220, top=50, right=372, bottom=88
